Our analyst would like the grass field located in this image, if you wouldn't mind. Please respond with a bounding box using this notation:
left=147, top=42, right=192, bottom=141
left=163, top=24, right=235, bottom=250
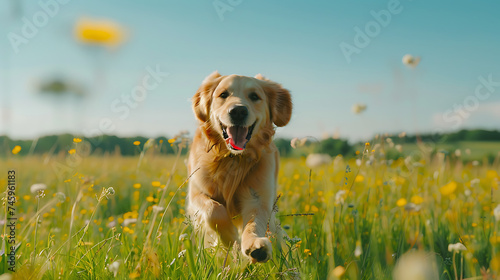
left=1, top=139, right=500, bottom=279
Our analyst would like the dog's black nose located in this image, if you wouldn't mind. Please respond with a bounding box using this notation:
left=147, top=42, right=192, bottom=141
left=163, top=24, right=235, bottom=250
left=229, top=106, right=248, bottom=124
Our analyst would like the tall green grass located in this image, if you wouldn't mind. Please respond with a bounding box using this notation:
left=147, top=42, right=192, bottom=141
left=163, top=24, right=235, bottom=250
left=1, top=139, right=499, bottom=279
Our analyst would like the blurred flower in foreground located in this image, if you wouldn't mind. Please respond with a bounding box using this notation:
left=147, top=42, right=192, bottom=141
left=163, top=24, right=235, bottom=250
left=335, top=190, right=347, bottom=205
left=404, top=203, right=421, bottom=213
left=393, top=251, right=438, bottom=280
left=402, top=54, right=421, bottom=68
left=30, top=183, right=47, bottom=194
left=305, top=153, right=332, bottom=168
left=290, top=137, right=308, bottom=149
left=107, top=261, right=120, bottom=277
left=55, top=192, right=66, bottom=202
left=179, top=233, right=188, bottom=241
left=352, top=103, right=367, bottom=114
left=440, top=181, right=457, bottom=196
left=122, top=218, right=137, bottom=227
left=75, top=17, right=127, bottom=48
left=11, top=145, right=21, bottom=154
left=448, top=242, right=467, bottom=253
left=331, top=266, right=345, bottom=279
left=354, top=241, right=362, bottom=257
left=0, top=274, right=12, bottom=280
left=494, top=204, right=500, bottom=221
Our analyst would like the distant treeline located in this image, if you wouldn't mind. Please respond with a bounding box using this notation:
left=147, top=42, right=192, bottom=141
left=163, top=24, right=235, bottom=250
left=1, top=129, right=499, bottom=157
left=387, top=129, right=500, bottom=143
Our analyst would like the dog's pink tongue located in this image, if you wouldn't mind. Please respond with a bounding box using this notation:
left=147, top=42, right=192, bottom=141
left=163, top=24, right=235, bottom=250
left=227, top=126, right=248, bottom=150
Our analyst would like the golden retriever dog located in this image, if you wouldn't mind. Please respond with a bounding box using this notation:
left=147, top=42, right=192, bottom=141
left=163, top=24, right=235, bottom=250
left=187, top=71, right=292, bottom=263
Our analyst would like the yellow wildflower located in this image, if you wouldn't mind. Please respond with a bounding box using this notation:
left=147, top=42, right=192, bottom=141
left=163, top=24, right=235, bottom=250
left=355, top=175, right=364, bottom=183
left=396, top=198, right=407, bottom=207
left=12, top=145, right=21, bottom=154
left=440, top=181, right=457, bottom=196
left=75, top=17, right=126, bottom=47
left=411, top=195, right=424, bottom=204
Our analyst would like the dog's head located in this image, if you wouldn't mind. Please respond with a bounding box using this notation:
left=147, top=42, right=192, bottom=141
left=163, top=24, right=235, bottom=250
left=192, top=71, right=292, bottom=155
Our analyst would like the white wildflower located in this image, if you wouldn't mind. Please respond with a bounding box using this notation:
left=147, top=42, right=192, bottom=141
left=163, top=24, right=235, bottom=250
left=472, top=161, right=479, bottom=166
left=404, top=203, right=421, bottom=213
left=354, top=241, right=362, bottom=257
left=152, top=205, right=165, bottom=213
left=494, top=204, right=500, bottom=221
left=290, top=137, right=308, bottom=149
left=290, top=236, right=301, bottom=244
left=393, top=251, right=439, bottom=280
left=178, top=249, right=186, bottom=258
left=0, top=274, right=12, bottom=280
left=335, top=190, right=347, bottom=205
left=305, top=153, right=332, bottom=168
left=107, top=261, right=120, bottom=277
left=30, top=183, right=47, bottom=194
left=107, top=187, right=115, bottom=196
left=122, top=218, right=137, bottom=227
left=55, top=192, right=66, bottom=202
left=402, top=54, right=421, bottom=68
left=454, top=149, right=461, bottom=157
left=395, top=144, right=403, bottom=153
left=448, top=242, right=467, bottom=253
left=352, top=103, right=367, bottom=114
left=470, top=178, right=480, bottom=187
left=179, top=233, right=188, bottom=241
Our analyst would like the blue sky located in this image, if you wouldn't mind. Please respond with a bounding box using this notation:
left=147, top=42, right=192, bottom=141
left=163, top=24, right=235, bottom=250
left=1, top=0, right=499, bottom=141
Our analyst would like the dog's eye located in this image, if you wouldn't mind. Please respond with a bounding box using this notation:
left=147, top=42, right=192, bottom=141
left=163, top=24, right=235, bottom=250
left=249, top=92, right=260, bottom=101
left=219, top=91, right=229, bottom=99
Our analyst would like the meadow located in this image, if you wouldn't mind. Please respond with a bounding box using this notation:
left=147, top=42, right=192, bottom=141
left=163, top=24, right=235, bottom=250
left=1, top=137, right=500, bottom=279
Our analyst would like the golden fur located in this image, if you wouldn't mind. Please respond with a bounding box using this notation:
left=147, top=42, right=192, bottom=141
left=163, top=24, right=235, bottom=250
left=187, top=71, right=292, bottom=263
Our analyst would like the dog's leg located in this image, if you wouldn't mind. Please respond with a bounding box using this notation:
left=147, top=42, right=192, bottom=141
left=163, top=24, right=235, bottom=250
left=188, top=189, right=238, bottom=246
left=240, top=188, right=273, bottom=263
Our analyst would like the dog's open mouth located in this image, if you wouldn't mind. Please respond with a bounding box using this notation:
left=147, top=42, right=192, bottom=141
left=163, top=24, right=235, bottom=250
left=220, top=122, right=256, bottom=151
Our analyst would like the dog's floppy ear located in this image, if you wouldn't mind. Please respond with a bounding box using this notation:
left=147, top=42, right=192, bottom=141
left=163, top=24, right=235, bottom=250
left=192, top=71, right=222, bottom=122
left=257, top=77, right=292, bottom=127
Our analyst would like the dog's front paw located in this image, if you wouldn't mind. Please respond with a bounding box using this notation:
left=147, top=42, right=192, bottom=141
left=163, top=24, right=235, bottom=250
left=242, top=237, right=272, bottom=263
